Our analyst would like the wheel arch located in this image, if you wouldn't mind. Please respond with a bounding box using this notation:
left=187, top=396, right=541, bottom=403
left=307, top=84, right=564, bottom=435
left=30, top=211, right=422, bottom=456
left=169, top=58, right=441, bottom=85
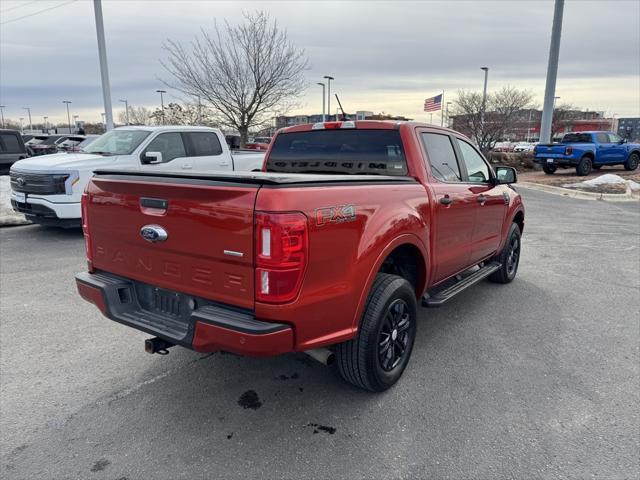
left=351, top=234, right=428, bottom=331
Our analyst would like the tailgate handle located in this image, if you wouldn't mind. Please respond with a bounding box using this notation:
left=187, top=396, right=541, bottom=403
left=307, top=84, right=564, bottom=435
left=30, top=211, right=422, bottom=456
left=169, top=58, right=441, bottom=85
left=140, top=197, right=168, bottom=210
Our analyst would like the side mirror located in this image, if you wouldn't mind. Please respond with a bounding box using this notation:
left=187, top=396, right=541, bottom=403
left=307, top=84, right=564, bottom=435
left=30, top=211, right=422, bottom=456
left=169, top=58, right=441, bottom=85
left=141, top=151, right=163, bottom=164
left=620, top=138, right=627, bottom=144
left=495, top=166, right=517, bottom=184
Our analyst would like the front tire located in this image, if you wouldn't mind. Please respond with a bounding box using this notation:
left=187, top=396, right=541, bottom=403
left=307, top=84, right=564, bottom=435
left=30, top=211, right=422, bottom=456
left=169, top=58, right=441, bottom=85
left=489, top=223, right=522, bottom=284
left=542, top=164, right=557, bottom=174
left=576, top=156, right=593, bottom=176
left=624, top=153, right=639, bottom=171
left=336, top=273, right=417, bottom=392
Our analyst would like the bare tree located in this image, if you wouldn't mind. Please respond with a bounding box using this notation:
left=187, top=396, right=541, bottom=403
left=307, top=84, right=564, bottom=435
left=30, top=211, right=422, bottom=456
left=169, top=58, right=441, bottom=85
left=161, top=11, right=308, bottom=147
left=452, top=87, right=535, bottom=153
left=148, top=102, right=218, bottom=127
left=118, top=106, right=153, bottom=126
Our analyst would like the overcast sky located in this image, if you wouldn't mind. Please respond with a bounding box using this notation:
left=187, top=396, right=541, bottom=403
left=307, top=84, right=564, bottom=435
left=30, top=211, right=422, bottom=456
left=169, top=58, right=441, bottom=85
left=1, top=0, right=639, bottom=125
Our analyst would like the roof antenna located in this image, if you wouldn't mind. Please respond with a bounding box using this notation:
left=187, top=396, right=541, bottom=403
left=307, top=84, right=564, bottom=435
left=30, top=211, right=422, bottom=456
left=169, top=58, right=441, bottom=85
left=334, top=94, right=348, bottom=121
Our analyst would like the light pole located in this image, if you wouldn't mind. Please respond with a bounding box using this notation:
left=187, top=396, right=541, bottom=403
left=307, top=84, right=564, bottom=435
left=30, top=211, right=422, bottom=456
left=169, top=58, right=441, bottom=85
left=445, top=101, right=452, bottom=128
left=539, top=0, right=565, bottom=144
left=23, top=107, right=32, bottom=132
left=93, top=0, right=113, bottom=130
left=317, top=83, right=326, bottom=121
left=63, top=101, right=72, bottom=133
left=119, top=99, right=129, bottom=125
left=480, top=66, right=489, bottom=138
left=101, top=113, right=106, bottom=129
left=156, top=90, right=166, bottom=124
left=19, top=118, right=24, bottom=134
left=323, top=76, right=334, bottom=120
left=0, top=105, right=5, bottom=128
left=44, top=116, right=48, bottom=132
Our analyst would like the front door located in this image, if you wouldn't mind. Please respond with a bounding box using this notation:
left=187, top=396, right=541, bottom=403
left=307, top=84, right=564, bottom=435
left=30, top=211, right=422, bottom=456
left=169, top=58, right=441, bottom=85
left=419, top=130, right=476, bottom=283
left=140, top=132, right=195, bottom=171
left=455, top=138, right=507, bottom=264
left=606, top=133, right=628, bottom=162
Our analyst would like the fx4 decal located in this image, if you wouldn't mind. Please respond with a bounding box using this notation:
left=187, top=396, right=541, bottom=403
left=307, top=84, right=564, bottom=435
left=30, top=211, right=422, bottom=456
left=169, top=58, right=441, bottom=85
left=315, top=204, right=357, bottom=227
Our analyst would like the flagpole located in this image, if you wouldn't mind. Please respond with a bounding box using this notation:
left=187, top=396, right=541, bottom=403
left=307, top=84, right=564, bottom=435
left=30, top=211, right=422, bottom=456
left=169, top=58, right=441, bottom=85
left=440, top=90, right=445, bottom=127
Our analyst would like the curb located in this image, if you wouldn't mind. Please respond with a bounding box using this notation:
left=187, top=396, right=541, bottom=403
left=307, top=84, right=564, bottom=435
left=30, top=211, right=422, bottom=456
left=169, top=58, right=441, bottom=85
left=517, top=182, right=639, bottom=202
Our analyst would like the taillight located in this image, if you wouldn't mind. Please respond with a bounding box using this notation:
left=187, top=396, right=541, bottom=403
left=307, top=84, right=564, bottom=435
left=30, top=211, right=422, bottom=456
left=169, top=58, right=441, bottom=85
left=255, top=212, right=308, bottom=304
left=564, top=146, right=573, bottom=155
left=81, top=193, right=94, bottom=272
left=311, top=121, right=356, bottom=130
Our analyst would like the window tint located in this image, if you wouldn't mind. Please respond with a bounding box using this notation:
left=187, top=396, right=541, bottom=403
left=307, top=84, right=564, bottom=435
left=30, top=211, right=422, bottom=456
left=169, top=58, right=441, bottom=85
left=145, top=133, right=186, bottom=163
left=187, top=132, right=222, bottom=156
left=561, top=133, right=593, bottom=143
left=1, top=134, right=22, bottom=153
left=607, top=133, right=622, bottom=143
left=421, top=133, right=461, bottom=182
left=595, top=133, right=609, bottom=143
left=458, top=140, right=491, bottom=183
left=267, top=129, right=407, bottom=175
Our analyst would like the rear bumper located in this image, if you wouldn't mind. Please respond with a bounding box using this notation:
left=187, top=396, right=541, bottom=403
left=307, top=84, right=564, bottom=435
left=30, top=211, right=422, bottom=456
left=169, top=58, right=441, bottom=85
left=75, top=271, right=294, bottom=356
left=534, top=156, right=579, bottom=167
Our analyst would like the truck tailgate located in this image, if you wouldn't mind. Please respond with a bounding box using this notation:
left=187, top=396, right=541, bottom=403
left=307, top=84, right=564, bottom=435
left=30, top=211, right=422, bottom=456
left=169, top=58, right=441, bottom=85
left=86, top=175, right=257, bottom=309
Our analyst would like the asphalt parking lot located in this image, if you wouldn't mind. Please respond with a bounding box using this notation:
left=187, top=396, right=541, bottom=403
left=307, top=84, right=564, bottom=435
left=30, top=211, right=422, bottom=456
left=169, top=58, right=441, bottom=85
left=1, top=188, right=638, bottom=479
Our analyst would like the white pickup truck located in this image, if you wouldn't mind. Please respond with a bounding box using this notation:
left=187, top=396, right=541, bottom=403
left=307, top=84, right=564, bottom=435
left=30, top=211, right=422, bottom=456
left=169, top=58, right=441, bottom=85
left=9, top=126, right=265, bottom=227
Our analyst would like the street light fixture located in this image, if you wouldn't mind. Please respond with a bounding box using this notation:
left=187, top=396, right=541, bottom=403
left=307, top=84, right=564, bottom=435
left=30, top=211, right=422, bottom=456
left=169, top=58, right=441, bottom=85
left=317, top=83, right=326, bottom=121
left=156, top=90, right=167, bottom=125
left=323, top=76, right=334, bottom=120
left=23, top=107, right=33, bottom=132
left=63, top=101, right=73, bottom=134
left=119, top=99, right=129, bottom=125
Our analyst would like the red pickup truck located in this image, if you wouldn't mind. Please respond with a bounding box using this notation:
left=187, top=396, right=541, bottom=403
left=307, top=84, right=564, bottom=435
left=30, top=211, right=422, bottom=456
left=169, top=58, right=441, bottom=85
left=76, top=120, right=524, bottom=391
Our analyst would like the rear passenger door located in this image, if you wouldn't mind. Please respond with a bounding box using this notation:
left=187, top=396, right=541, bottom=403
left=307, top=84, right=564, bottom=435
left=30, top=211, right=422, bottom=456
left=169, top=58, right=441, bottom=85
left=419, top=130, right=475, bottom=283
left=183, top=131, right=229, bottom=171
left=454, top=138, right=507, bottom=264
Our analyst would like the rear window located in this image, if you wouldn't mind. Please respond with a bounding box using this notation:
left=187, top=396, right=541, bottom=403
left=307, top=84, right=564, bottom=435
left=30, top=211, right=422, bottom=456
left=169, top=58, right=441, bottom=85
left=561, top=133, right=593, bottom=143
left=266, top=129, right=407, bottom=175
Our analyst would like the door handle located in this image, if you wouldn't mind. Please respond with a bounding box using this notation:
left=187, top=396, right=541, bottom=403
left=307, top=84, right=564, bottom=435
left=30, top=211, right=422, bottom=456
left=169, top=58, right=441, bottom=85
left=181, top=163, right=193, bottom=169
left=219, top=161, right=230, bottom=167
left=439, top=195, right=453, bottom=205
left=477, top=194, right=487, bottom=204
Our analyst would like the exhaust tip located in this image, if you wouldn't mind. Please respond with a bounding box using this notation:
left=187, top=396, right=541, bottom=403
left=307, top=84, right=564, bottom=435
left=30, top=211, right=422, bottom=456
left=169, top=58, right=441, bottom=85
left=304, top=348, right=335, bottom=366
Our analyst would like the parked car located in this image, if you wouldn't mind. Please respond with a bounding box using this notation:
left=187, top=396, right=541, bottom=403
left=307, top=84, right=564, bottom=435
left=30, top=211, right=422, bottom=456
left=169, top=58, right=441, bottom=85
left=534, top=131, right=640, bottom=175
left=492, top=141, right=515, bottom=152
left=27, top=135, right=70, bottom=156
left=56, top=135, right=87, bottom=152
left=246, top=136, right=272, bottom=151
left=21, top=134, right=34, bottom=143
left=75, top=120, right=525, bottom=391
left=10, top=126, right=265, bottom=227
left=64, top=135, right=99, bottom=153
left=513, top=142, right=536, bottom=153
left=0, top=129, right=29, bottom=174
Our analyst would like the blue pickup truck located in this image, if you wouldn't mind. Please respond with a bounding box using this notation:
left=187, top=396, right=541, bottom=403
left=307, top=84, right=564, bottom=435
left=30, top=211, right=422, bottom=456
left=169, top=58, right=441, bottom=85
left=534, top=131, right=640, bottom=176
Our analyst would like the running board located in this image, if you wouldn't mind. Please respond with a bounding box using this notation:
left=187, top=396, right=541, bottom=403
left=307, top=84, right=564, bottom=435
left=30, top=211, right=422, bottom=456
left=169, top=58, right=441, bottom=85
left=422, top=262, right=501, bottom=307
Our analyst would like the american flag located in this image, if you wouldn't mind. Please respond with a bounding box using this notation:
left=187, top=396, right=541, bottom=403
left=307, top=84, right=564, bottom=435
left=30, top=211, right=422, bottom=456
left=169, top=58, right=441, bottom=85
left=424, top=94, right=442, bottom=112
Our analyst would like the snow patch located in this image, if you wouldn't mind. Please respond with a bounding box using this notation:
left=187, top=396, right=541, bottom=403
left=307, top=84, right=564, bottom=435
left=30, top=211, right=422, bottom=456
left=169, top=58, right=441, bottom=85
left=562, top=174, right=640, bottom=193
left=0, top=175, right=31, bottom=226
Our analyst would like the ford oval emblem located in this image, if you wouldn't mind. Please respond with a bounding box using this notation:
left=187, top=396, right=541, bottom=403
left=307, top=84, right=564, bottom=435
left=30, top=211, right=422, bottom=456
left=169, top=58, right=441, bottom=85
left=140, top=225, right=168, bottom=243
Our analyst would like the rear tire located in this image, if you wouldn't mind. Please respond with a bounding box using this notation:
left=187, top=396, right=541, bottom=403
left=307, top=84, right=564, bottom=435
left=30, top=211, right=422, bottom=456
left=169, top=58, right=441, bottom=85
left=336, top=273, right=417, bottom=392
left=624, top=153, right=639, bottom=171
left=576, top=156, right=593, bottom=176
left=542, top=164, right=557, bottom=174
left=488, top=223, right=521, bottom=284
